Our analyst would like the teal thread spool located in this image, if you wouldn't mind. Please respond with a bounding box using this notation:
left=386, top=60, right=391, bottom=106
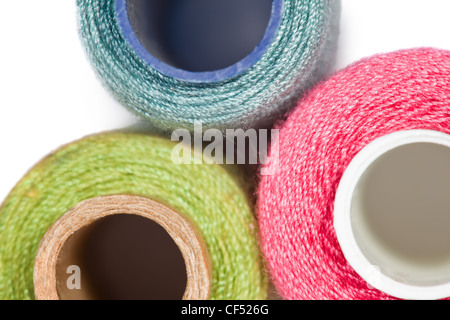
left=77, top=0, right=341, bottom=131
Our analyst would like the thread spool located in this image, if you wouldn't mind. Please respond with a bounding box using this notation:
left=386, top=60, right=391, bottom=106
left=34, top=195, right=210, bottom=300
left=257, top=48, right=450, bottom=300
left=77, top=0, right=340, bottom=131
left=0, top=132, right=267, bottom=300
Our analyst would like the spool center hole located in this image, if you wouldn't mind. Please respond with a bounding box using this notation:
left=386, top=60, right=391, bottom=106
left=56, top=214, right=187, bottom=300
left=127, top=0, right=273, bottom=72
left=351, top=142, right=450, bottom=286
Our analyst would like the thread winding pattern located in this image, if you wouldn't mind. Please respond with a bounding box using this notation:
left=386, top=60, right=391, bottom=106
left=257, top=48, right=450, bottom=300
left=76, top=0, right=340, bottom=131
left=0, top=132, right=267, bottom=300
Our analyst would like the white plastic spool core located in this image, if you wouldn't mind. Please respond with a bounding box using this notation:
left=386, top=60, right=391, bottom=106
left=334, top=130, right=450, bottom=300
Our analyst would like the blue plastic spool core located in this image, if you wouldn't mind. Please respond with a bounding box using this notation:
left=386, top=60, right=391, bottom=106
left=115, top=0, right=283, bottom=83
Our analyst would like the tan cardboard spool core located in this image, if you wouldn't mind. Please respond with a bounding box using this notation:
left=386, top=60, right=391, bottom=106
left=34, top=195, right=212, bottom=300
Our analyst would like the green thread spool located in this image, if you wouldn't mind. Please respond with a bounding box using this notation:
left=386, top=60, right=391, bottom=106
left=0, top=132, right=267, bottom=300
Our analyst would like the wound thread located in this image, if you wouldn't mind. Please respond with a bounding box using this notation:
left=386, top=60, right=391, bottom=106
left=76, top=0, right=340, bottom=131
left=0, top=132, right=267, bottom=300
left=257, top=48, right=450, bottom=300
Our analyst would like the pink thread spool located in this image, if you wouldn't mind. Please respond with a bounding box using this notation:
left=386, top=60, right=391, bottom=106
left=257, top=48, right=450, bottom=300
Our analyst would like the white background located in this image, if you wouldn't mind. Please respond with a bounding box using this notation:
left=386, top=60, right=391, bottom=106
left=1, top=0, right=450, bottom=202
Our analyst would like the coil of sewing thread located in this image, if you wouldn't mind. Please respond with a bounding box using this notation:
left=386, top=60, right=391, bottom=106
left=0, top=132, right=267, bottom=300
left=77, top=0, right=340, bottom=131
left=258, top=48, right=450, bottom=300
